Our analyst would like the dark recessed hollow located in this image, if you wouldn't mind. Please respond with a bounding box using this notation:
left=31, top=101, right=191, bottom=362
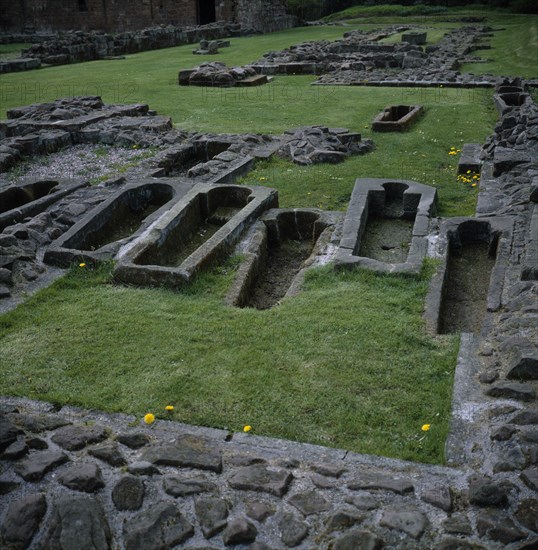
left=499, top=92, right=528, bottom=107
left=439, top=220, right=498, bottom=335
left=158, top=140, right=231, bottom=177
left=246, top=210, right=322, bottom=310
left=226, top=208, right=337, bottom=310
left=357, top=182, right=416, bottom=263
left=0, top=180, right=58, bottom=213
left=63, top=184, right=175, bottom=252
left=372, top=105, right=423, bottom=132
left=496, top=86, right=523, bottom=94
left=135, top=186, right=252, bottom=267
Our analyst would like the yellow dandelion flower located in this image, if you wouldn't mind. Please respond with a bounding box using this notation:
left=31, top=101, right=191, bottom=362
left=79, top=262, right=86, bottom=268
left=421, top=424, right=431, bottom=431
left=243, top=425, right=252, bottom=433
left=472, top=183, right=477, bottom=187
left=144, top=413, right=155, bottom=424
left=165, top=405, right=174, bottom=412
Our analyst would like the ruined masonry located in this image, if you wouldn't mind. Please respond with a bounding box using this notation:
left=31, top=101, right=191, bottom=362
left=0, top=0, right=294, bottom=34
left=0, top=22, right=537, bottom=550
left=0, top=88, right=536, bottom=548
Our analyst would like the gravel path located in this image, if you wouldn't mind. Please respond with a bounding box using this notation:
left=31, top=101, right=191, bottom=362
left=5, top=144, right=160, bottom=183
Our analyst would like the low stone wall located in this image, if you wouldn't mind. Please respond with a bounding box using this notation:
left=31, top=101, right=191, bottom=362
left=251, top=25, right=512, bottom=88
left=16, top=22, right=243, bottom=69
left=1, top=21, right=258, bottom=73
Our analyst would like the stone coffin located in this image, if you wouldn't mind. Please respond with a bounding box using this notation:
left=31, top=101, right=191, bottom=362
left=334, top=178, right=437, bottom=275
left=226, top=208, right=341, bottom=309
left=44, top=180, right=191, bottom=267
left=401, top=32, right=427, bottom=45
left=493, top=92, right=532, bottom=116
left=372, top=105, right=424, bottom=132
left=424, top=217, right=514, bottom=334
left=114, top=183, right=278, bottom=288
left=0, top=178, right=88, bottom=231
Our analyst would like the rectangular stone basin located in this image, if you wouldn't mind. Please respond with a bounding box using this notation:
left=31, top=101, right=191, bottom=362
left=424, top=217, right=514, bottom=335
left=493, top=92, right=531, bottom=116
left=226, top=208, right=341, bottom=309
left=44, top=180, right=190, bottom=267
left=114, top=183, right=278, bottom=288
left=335, top=178, right=437, bottom=274
left=0, top=178, right=88, bottom=231
left=372, top=105, right=423, bottom=132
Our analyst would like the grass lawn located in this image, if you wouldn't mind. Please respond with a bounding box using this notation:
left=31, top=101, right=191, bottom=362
left=0, top=43, right=32, bottom=60
left=0, top=14, right=533, bottom=463
left=0, top=261, right=458, bottom=464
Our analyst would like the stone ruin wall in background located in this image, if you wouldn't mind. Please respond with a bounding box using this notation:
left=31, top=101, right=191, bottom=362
left=0, top=0, right=293, bottom=33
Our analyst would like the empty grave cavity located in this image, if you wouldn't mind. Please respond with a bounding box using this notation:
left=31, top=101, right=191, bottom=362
left=154, top=140, right=231, bottom=177
left=228, top=209, right=336, bottom=310
left=66, top=184, right=175, bottom=252
left=335, top=178, right=437, bottom=274
left=135, top=185, right=252, bottom=267
left=439, top=220, right=499, bottom=335
left=0, top=180, right=58, bottom=214
left=494, top=92, right=531, bottom=115
left=113, top=184, right=278, bottom=289
left=358, top=182, right=416, bottom=264
left=372, top=105, right=423, bottom=132
left=0, top=178, right=88, bottom=231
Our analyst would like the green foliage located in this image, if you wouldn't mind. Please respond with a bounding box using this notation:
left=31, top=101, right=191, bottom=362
left=324, top=4, right=449, bottom=21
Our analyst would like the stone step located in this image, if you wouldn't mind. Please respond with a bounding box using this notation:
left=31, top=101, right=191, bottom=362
left=236, top=75, right=268, bottom=87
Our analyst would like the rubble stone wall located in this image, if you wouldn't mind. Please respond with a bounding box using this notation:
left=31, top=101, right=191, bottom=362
left=0, top=0, right=295, bottom=33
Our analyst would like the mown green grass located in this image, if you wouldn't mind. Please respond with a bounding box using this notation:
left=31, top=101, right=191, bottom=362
left=462, top=17, right=538, bottom=79
left=0, top=261, right=458, bottom=463
left=237, top=85, right=495, bottom=217
left=0, top=15, right=532, bottom=463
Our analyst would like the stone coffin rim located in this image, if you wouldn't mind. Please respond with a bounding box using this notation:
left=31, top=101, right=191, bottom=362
left=113, top=182, right=278, bottom=289
left=423, top=215, right=515, bottom=335
left=334, top=178, right=437, bottom=275
left=225, top=207, right=342, bottom=308
left=371, top=104, right=424, bottom=132
left=43, top=179, right=189, bottom=267
left=0, top=177, right=88, bottom=231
